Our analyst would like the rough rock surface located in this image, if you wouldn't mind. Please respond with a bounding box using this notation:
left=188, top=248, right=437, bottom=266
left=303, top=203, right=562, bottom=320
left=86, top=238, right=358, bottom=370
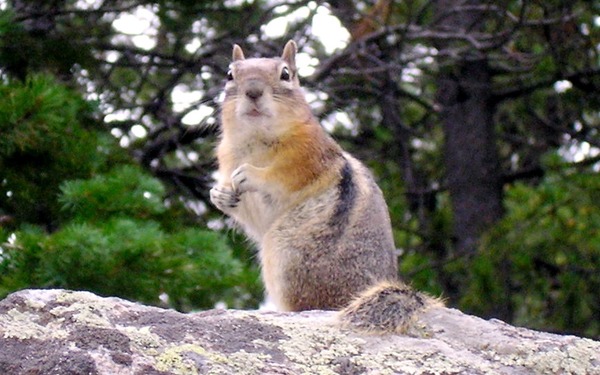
left=0, top=289, right=598, bottom=375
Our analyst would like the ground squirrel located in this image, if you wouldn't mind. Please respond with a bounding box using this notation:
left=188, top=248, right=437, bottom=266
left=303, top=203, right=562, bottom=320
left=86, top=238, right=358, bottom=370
left=210, top=40, right=437, bottom=333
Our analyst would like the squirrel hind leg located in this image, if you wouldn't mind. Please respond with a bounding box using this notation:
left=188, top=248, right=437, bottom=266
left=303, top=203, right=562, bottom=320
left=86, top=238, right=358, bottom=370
left=338, top=281, right=441, bottom=335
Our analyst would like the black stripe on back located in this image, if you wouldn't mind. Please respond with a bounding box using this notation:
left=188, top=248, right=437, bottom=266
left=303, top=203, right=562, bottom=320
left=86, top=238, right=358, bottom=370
left=329, top=159, right=356, bottom=228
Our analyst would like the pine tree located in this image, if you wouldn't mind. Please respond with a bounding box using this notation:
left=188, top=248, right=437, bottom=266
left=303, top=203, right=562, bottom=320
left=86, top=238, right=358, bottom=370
left=0, top=75, right=261, bottom=310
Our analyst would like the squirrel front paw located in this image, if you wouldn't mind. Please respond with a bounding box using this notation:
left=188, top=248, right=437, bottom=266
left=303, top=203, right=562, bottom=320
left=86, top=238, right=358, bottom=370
left=210, top=185, right=240, bottom=212
left=231, top=163, right=262, bottom=194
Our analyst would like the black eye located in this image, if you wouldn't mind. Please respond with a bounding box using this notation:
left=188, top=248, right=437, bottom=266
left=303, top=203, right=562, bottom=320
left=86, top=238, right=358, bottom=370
left=280, top=67, right=291, bottom=81
left=227, top=69, right=234, bottom=81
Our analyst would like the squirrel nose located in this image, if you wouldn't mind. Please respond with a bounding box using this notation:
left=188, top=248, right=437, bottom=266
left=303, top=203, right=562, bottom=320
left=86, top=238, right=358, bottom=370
left=245, top=80, right=264, bottom=101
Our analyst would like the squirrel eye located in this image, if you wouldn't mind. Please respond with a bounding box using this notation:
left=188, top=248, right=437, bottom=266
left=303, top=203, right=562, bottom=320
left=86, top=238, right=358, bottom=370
left=226, top=70, right=234, bottom=81
left=280, top=67, right=291, bottom=81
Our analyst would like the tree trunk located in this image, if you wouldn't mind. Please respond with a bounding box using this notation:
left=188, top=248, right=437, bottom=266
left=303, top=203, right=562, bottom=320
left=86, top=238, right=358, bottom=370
left=434, top=0, right=504, bottom=254
left=437, top=59, right=504, bottom=255
left=433, top=0, right=506, bottom=317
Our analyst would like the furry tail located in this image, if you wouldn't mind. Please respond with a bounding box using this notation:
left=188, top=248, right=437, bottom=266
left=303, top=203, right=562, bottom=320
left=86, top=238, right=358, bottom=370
left=338, top=281, right=440, bottom=334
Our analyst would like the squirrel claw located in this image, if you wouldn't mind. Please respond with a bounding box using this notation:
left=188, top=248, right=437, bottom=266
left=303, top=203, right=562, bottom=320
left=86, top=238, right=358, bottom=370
left=210, top=185, right=240, bottom=211
left=231, top=163, right=257, bottom=194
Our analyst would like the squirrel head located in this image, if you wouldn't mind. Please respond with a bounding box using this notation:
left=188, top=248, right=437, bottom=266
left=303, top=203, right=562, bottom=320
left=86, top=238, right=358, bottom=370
left=221, top=40, right=311, bottom=138
left=229, top=40, right=299, bottom=86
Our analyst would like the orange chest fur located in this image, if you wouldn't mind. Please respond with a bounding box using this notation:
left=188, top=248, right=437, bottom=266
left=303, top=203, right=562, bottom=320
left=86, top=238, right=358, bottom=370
left=217, top=120, right=342, bottom=193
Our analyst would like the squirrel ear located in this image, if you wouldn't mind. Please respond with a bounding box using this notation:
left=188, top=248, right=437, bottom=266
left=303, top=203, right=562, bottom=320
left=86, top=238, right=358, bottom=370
left=232, top=44, right=245, bottom=61
left=281, top=40, right=297, bottom=70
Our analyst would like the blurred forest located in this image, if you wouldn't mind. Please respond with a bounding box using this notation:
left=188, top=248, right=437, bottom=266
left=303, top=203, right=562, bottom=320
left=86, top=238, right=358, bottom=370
left=0, top=0, right=598, bottom=339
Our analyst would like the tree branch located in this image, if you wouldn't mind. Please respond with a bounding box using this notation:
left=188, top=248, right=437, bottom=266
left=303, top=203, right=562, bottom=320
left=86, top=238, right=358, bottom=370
left=493, top=67, right=600, bottom=103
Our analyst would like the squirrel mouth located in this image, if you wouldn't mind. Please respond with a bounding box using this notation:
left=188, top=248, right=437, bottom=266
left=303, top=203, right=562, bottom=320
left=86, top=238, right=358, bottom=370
left=245, top=107, right=268, bottom=118
left=247, top=109, right=262, bottom=117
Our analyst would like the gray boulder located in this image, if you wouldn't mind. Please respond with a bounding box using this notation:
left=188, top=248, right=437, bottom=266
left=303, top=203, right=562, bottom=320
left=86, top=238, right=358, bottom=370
left=0, top=289, right=598, bottom=374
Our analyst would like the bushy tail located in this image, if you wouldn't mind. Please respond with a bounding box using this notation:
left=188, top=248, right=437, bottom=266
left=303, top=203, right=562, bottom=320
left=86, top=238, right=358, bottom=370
left=338, top=281, right=441, bottom=334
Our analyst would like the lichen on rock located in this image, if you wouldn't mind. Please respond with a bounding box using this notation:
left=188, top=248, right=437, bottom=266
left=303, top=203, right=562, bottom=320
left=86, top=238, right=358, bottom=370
left=0, top=289, right=599, bottom=374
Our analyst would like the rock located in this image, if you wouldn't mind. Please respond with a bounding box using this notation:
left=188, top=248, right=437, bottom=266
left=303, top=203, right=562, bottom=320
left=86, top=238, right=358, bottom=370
left=0, top=289, right=598, bottom=375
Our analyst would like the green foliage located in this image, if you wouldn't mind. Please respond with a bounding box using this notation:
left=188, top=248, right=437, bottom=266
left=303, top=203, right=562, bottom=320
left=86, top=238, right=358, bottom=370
left=0, top=75, right=106, bottom=227
left=0, top=8, right=96, bottom=79
left=0, top=164, right=260, bottom=310
left=0, top=76, right=261, bottom=310
left=463, top=166, right=600, bottom=337
left=60, top=165, right=166, bottom=222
